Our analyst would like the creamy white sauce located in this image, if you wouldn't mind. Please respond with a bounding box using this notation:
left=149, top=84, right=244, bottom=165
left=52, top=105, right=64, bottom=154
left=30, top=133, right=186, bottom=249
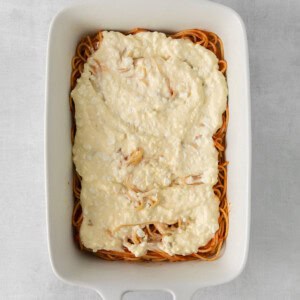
left=71, top=31, right=227, bottom=256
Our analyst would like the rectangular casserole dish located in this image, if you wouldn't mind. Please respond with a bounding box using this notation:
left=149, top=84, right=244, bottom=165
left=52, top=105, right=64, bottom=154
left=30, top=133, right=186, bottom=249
left=45, top=0, right=251, bottom=299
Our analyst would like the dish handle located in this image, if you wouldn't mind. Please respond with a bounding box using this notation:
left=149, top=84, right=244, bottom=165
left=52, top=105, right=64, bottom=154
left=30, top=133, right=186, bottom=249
left=96, top=287, right=196, bottom=300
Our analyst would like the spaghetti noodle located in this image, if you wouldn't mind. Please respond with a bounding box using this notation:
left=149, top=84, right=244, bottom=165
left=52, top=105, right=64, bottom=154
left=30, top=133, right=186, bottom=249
left=70, top=29, right=229, bottom=261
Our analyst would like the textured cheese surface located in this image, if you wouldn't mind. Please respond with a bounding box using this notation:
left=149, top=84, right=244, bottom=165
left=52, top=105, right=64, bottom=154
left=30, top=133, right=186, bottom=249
left=71, top=31, right=227, bottom=256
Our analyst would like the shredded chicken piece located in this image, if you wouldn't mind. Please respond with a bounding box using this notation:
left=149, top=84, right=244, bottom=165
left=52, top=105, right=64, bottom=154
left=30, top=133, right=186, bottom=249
left=127, top=147, right=144, bottom=166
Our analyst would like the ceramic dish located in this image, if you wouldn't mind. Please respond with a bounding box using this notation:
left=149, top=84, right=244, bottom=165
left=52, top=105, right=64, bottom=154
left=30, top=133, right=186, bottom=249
left=45, top=0, right=251, bottom=299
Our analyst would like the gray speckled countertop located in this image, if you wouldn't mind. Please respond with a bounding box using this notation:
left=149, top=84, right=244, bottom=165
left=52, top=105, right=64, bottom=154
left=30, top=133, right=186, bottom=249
left=0, top=0, right=299, bottom=299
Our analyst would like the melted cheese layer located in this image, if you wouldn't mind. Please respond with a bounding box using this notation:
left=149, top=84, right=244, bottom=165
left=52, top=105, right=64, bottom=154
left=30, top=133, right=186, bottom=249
left=71, top=31, right=227, bottom=256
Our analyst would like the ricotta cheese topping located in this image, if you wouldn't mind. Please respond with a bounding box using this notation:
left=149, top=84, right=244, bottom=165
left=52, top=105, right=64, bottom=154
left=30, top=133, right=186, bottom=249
left=71, top=31, right=227, bottom=256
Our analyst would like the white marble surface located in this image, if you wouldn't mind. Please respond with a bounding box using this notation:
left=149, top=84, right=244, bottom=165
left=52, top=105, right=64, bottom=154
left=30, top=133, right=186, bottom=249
left=0, top=0, right=299, bottom=299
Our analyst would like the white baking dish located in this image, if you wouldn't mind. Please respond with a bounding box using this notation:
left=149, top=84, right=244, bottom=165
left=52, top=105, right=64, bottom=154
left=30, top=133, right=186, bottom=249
left=45, top=0, right=251, bottom=299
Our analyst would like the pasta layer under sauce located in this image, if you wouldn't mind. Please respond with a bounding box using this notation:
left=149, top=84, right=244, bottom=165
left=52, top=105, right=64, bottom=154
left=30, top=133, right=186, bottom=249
left=71, top=31, right=227, bottom=256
